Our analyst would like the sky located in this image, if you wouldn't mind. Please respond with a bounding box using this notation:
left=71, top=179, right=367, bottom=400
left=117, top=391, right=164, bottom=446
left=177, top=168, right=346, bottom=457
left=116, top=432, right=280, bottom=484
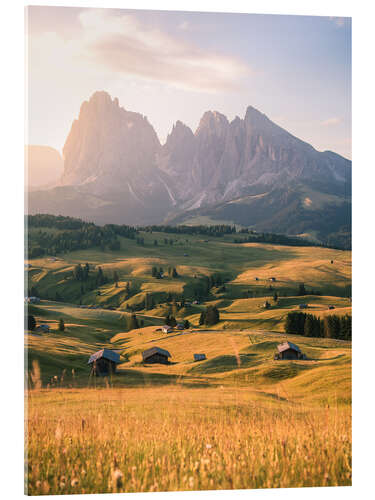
left=26, top=6, right=352, bottom=159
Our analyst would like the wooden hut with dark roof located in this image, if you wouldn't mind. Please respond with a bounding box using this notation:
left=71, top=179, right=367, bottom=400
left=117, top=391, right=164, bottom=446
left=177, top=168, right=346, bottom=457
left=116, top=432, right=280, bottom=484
left=275, top=341, right=305, bottom=360
left=142, top=346, right=171, bottom=364
left=88, top=349, right=121, bottom=376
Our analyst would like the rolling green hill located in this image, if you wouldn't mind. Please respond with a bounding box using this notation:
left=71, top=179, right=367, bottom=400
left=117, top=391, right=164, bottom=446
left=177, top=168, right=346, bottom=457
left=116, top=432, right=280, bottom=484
left=25, top=226, right=352, bottom=494
left=26, top=228, right=351, bottom=400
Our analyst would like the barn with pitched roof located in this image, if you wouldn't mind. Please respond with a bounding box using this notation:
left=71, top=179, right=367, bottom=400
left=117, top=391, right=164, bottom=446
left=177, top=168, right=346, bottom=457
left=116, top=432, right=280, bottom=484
left=88, top=349, right=121, bottom=376
left=275, top=341, right=305, bottom=360
left=142, top=347, right=171, bottom=364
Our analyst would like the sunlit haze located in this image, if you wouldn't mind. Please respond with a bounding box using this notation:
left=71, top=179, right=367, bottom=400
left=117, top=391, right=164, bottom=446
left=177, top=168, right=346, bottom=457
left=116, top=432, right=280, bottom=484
left=26, top=6, right=351, bottom=159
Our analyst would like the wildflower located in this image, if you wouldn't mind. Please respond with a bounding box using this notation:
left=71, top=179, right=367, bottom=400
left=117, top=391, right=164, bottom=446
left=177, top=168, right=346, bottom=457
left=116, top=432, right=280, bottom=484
left=71, top=477, right=79, bottom=487
left=206, top=443, right=212, bottom=449
left=188, top=476, right=194, bottom=488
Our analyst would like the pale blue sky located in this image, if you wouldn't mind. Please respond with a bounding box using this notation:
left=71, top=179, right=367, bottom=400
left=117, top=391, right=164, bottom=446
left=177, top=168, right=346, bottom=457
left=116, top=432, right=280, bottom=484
left=27, top=6, right=351, bottom=158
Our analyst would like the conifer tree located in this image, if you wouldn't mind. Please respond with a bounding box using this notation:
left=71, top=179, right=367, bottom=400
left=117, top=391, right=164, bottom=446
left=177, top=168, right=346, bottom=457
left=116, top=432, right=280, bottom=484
left=27, top=315, right=36, bottom=331
left=128, top=313, right=139, bottom=330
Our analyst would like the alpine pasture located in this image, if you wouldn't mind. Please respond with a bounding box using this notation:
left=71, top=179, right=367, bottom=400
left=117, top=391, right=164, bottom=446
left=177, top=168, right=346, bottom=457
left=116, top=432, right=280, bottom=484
left=25, top=227, right=351, bottom=494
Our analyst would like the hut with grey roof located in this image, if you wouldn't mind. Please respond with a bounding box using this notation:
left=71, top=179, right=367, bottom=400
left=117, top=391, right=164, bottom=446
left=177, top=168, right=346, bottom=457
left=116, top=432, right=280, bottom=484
left=142, top=347, right=171, bottom=364
left=88, top=349, right=121, bottom=376
left=274, top=341, right=305, bottom=360
left=194, top=353, right=206, bottom=361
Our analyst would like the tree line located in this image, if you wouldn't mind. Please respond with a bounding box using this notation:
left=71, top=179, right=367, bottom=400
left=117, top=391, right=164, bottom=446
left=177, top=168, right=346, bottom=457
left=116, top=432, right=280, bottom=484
left=140, top=224, right=237, bottom=237
left=27, top=214, right=137, bottom=257
left=233, top=231, right=336, bottom=249
left=285, top=311, right=352, bottom=340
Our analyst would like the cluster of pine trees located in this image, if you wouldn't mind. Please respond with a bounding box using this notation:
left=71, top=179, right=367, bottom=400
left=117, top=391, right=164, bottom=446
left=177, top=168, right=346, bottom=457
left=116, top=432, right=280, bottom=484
left=27, top=214, right=137, bottom=258
left=190, top=273, right=226, bottom=300
left=164, top=315, right=190, bottom=328
left=151, top=266, right=178, bottom=278
left=141, top=224, right=237, bottom=237
left=72, top=264, right=109, bottom=287
left=233, top=231, right=322, bottom=248
left=199, top=305, right=220, bottom=326
left=285, top=311, right=352, bottom=340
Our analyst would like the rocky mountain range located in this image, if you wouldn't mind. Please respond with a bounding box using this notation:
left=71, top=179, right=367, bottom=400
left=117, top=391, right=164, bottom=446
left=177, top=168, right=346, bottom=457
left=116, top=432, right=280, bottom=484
left=28, top=91, right=351, bottom=246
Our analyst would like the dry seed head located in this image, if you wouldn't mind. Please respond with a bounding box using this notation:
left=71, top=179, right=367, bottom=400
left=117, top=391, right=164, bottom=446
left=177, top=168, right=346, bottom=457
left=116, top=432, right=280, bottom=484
left=112, top=468, right=124, bottom=489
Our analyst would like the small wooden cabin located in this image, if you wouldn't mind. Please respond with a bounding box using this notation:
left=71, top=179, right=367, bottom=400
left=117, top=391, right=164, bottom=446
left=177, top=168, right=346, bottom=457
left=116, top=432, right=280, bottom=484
left=194, top=353, right=206, bottom=361
left=275, top=342, right=305, bottom=360
left=142, top=347, right=171, bottom=364
left=299, top=304, right=308, bottom=309
left=88, top=349, right=121, bottom=376
left=36, top=324, right=50, bottom=332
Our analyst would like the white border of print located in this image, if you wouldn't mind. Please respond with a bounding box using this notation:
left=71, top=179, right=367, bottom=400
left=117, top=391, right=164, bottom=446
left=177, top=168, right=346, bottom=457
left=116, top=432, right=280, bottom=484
left=1, top=0, right=373, bottom=499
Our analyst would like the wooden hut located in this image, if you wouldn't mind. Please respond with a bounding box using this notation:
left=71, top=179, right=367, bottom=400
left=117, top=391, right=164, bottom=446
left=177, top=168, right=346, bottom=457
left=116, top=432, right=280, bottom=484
left=36, top=324, right=50, bottom=332
left=275, top=342, right=305, bottom=360
left=194, top=353, right=206, bottom=361
left=88, top=349, right=121, bottom=376
left=142, top=347, right=171, bottom=364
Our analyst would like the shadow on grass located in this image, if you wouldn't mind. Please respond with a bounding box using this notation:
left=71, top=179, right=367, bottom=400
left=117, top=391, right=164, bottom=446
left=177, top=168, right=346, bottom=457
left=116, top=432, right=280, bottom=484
left=110, top=369, right=212, bottom=388
left=189, top=353, right=258, bottom=375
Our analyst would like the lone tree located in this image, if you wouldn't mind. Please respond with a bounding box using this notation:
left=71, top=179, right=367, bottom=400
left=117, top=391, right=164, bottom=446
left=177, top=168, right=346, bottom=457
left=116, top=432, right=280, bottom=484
left=273, top=291, right=278, bottom=303
left=204, top=305, right=220, bottom=326
left=113, top=270, right=119, bottom=287
left=199, top=311, right=205, bottom=325
left=165, top=314, right=177, bottom=327
left=28, top=314, right=36, bottom=331
left=58, top=318, right=65, bottom=332
left=298, top=283, right=307, bottom=296
left=127, top=314, right=139, bottom=330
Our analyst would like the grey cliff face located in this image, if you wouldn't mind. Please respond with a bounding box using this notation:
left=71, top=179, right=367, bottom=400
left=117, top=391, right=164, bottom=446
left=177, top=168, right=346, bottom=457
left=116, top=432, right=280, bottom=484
left=29, top=91, right=351, bottom=241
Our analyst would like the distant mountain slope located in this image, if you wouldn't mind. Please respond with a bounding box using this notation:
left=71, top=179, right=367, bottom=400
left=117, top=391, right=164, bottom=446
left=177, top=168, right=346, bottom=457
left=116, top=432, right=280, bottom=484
left=25, top=145, right=63, bottom=189
left=28, top=91, right=351, bottom=245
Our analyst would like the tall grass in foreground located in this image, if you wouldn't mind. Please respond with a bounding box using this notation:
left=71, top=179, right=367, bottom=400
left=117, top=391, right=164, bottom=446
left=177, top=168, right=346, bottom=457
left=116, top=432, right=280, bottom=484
left=26, top=387, right=351, bottom=495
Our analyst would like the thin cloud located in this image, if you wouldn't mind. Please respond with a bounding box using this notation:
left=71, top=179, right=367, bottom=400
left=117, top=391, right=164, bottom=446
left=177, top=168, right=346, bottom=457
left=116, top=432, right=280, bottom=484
left=78, top=9, right=250, bottom=93
left=321, top=117, right=341, bottom=126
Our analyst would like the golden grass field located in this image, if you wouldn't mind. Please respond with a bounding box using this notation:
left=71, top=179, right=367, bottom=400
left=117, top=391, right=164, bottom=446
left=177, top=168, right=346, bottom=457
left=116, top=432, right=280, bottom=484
left=25, top=234, right=352, bottom=494
left=26, top=387, right=351, bottom=495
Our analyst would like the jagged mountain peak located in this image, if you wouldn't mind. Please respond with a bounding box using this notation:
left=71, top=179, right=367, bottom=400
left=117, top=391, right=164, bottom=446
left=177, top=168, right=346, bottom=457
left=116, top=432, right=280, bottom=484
left=169, top=120, right=194, bottom=138
left=244, top=105, right=275, bottom=129
left=30, top=91, right=351, bottom=243
left=196, top=110, right=229, bottom=138
left=61, top=91, right=161, bottom=190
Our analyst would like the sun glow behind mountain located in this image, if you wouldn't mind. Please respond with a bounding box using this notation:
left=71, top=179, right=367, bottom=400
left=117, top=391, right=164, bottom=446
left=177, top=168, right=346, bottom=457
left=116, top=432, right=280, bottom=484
left=26, top=6, right=351, bottom=159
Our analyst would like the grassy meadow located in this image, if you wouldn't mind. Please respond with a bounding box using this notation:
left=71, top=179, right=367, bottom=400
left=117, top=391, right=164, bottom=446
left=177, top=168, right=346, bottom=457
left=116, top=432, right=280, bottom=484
left=25, top=229, right=352, bottom=494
